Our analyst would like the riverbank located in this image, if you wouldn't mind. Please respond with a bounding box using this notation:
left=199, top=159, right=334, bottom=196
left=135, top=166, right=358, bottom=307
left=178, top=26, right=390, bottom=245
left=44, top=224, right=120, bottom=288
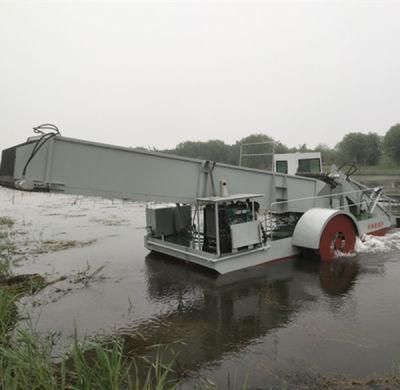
left=353, top=173, right=400, bottom=199
left=348, top=163, right=399, bottom=197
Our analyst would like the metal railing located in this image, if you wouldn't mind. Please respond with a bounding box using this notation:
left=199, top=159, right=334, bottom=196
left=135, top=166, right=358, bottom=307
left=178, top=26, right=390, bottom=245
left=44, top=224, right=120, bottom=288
left=239, top=141, right=275, bottom=170
left=265, top=187, right=396, bottom=241
left=270, top=187, right=377, bottom=210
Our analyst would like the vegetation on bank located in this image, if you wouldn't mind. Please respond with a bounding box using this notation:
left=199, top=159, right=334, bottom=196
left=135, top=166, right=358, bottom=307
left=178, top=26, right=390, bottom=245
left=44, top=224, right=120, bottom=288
left=158, top=124, right=400, bottom=171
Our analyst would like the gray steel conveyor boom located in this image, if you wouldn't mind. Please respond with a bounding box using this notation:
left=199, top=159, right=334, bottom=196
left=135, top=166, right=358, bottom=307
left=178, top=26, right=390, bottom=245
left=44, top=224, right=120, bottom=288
left=0, top=135, right=322, bottom=210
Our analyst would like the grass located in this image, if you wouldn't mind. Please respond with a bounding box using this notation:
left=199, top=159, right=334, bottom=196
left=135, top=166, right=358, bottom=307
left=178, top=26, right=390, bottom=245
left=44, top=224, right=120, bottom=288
left=354, top=163, right=400, bottom=176
left=63, top=335, right=129, bottom=389
left=0, top=273, right=47, bottom=295
left=136, top=347, right=179, bottom=390
left=0, top=221, right=15, bottom=278
left=0, top=329, right=59, bottom=389
left=0, top=318, right=181, bottom=389
left=0, top=290, right=18, bottom=339
left=0, top=285, right=180, bottom=389
left=0, top=255, right=12, bottom=278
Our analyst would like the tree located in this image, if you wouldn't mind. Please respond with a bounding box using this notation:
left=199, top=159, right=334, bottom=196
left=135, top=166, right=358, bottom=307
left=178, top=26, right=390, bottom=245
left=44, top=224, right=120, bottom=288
left=171, top=140, right=233, bottom=164
left=297, top=144, right=309, bottom=153
left=336, top=132, right=381, bottom=166
left=162, top=132, right=292, bottom=169
left=383, top=124, right=400, bottom=164
left=313, top=144, right=339, bottom=166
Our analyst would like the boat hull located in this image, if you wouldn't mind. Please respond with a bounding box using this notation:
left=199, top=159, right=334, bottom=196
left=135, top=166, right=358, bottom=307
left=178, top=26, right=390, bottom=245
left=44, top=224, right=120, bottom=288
left=145, top=236, right=301, bottom=274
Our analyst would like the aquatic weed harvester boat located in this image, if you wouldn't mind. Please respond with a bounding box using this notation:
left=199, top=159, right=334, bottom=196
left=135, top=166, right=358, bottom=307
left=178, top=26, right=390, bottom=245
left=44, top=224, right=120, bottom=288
left=1, top=125, right=398, bottom=274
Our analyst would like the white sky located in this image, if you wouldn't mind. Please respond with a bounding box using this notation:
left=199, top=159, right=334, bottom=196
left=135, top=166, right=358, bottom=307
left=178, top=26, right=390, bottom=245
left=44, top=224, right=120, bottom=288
left=1, top=0, right=399, bottom=151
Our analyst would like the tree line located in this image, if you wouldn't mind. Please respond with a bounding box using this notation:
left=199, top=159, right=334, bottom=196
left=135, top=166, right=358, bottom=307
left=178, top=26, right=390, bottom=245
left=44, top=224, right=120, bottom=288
left=158, top=124, right=400, bottom=169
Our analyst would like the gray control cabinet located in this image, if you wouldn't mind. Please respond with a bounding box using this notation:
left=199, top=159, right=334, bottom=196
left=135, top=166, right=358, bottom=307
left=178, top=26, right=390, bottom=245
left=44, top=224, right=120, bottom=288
left=146, top=205, right=191, bottom=238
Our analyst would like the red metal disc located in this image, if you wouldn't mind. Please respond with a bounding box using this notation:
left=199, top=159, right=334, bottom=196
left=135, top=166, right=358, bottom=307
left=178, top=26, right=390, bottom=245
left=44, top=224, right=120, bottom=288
left=319, top=215, right=356, bottom=261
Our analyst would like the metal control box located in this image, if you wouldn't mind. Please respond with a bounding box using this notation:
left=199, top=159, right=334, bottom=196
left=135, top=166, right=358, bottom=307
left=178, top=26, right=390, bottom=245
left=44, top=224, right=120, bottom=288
left=146, top=205, right=191, bottom=238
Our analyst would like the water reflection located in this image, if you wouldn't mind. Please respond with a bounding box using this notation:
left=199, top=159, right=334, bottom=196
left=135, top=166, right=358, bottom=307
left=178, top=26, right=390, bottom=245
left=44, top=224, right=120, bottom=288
left=295, top=258, right=359, bottom=296
left=119, top=254, right=361, bottom=376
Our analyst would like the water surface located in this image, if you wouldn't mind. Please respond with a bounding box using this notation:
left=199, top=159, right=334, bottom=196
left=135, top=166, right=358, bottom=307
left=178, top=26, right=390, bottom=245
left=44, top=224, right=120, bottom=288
left=1, top=187, right=400, bottom=388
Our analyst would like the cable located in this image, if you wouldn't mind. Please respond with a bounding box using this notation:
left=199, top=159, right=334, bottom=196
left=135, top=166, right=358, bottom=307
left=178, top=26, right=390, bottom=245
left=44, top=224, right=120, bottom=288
left=22, top=124, right=61, bottom=177
left=33, top=123, right=60, bottom=135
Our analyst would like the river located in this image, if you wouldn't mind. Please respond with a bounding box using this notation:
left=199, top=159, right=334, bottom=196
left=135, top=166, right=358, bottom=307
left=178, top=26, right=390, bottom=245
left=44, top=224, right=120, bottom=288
left=1, top=187, right=400, bottom=388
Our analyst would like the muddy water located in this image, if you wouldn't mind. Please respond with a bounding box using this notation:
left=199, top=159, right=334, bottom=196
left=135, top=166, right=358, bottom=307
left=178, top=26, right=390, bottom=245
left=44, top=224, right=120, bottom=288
left=1, top=187, right=400, bottom=388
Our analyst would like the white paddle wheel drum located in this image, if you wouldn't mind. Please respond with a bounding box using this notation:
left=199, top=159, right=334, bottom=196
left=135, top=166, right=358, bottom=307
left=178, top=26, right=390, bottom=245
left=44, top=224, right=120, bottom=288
left=292, top=208, right=357, bottom=261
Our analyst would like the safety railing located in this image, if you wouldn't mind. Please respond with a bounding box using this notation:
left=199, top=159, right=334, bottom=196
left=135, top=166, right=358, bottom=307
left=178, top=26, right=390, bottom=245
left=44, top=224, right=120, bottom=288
left=266, top=187, right=396, bottom=241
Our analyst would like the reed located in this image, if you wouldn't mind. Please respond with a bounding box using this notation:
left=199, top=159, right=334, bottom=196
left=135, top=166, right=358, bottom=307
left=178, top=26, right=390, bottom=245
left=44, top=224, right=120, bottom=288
left=0, top=296, right=181, bottom=389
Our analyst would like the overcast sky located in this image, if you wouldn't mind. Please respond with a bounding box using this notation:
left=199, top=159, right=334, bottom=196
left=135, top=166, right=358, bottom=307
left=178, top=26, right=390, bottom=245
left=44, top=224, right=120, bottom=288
left=1, top=0, right=399, bottom=153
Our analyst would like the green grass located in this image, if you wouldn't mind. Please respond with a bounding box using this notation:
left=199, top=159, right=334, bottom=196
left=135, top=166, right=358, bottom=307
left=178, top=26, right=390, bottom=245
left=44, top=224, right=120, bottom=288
left=0, top=217, right=16, bottom=278
left=0, top=319, right=181, bottom=389
left=0, top=290, right=18, bottom=340
left=66, top=335, right=128, bottom=389
left=0, top=329, right=59, bottom=389
left=355, top=163, right=400, bottom=175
